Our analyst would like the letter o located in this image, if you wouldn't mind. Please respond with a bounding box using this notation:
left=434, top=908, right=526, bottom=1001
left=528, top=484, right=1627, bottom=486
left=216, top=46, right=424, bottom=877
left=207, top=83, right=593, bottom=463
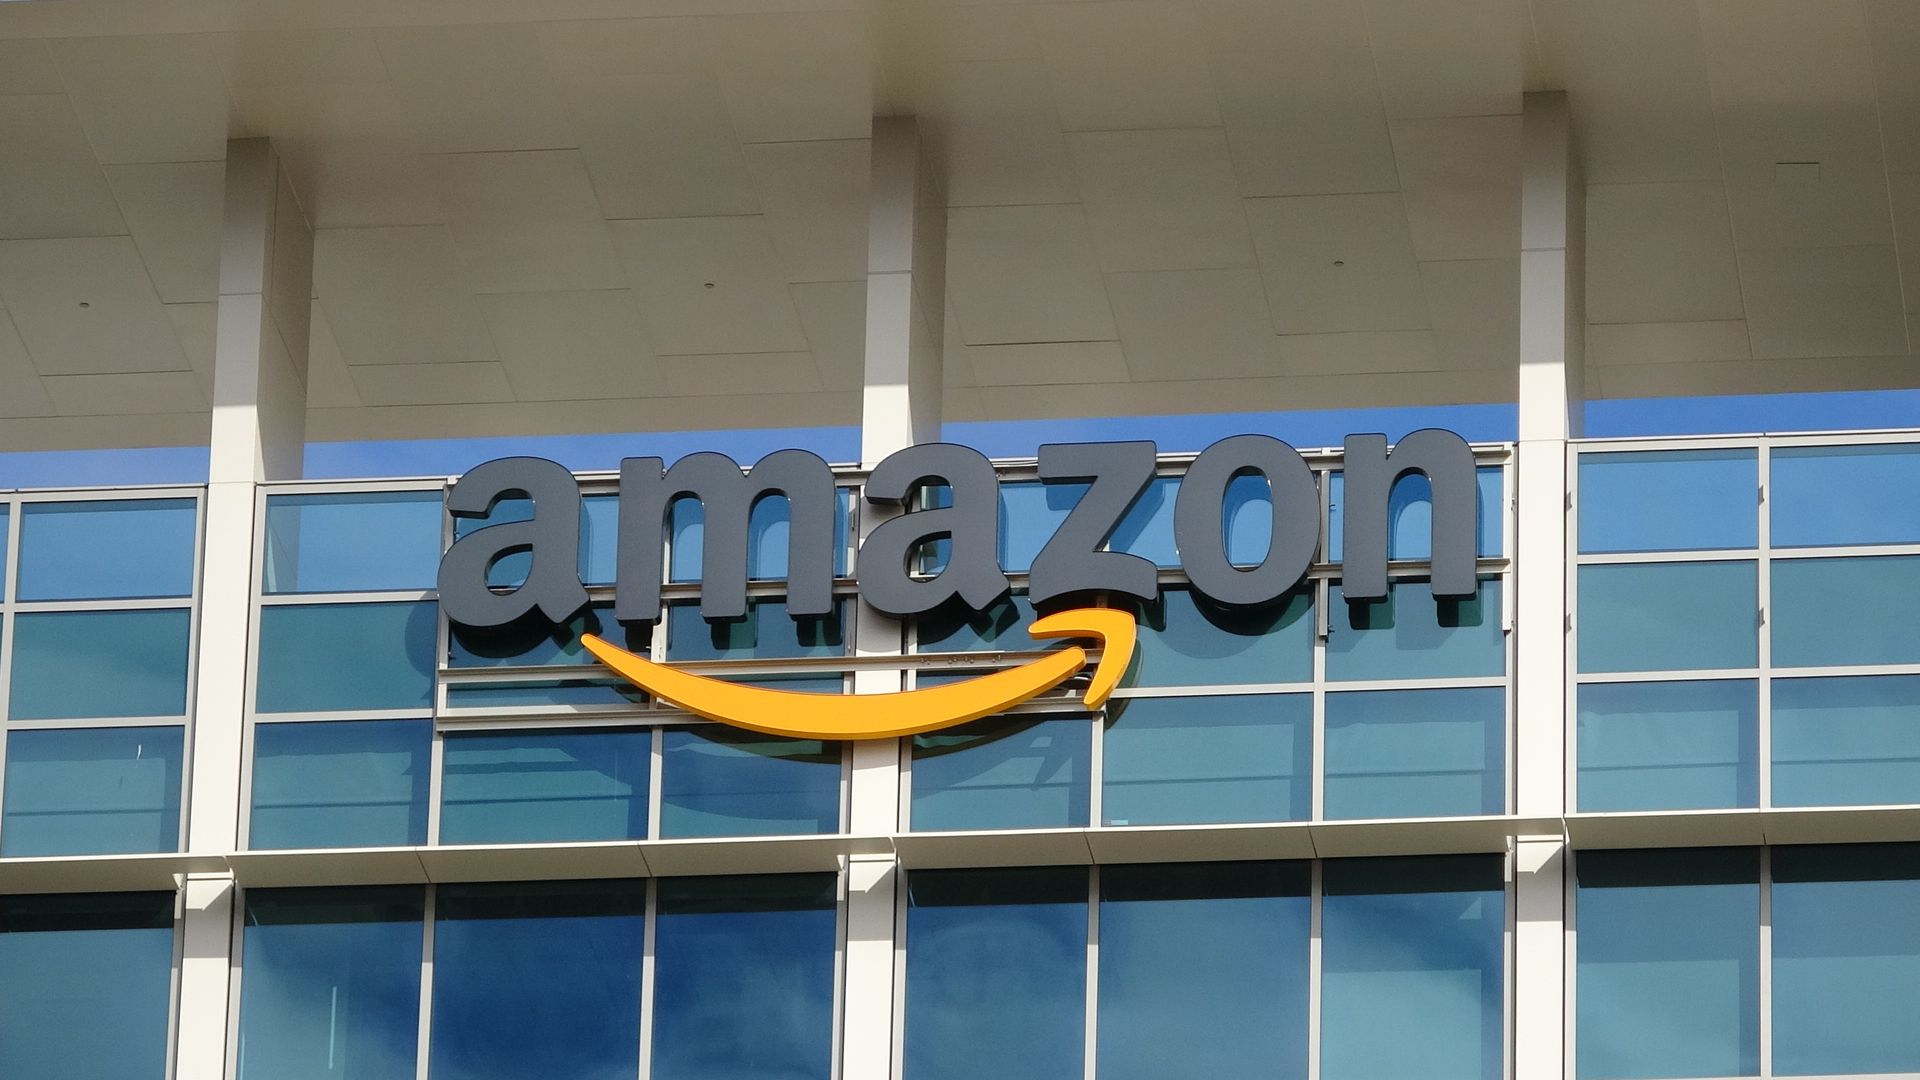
left=1172, top=435, right=1319, bottom=606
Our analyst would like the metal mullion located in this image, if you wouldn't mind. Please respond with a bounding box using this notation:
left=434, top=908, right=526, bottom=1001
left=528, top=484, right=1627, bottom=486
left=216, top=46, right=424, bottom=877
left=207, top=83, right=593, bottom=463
left=1561, top=848, right=1578, bottom=1080
left=1503, top=849, right=1517, bottom=1080
left=1757, top=446, right=1773, bottom=811
left=1759, top=846, right=1773, bottom=1078
left=222, top=881, right=250, bottom=1080
left=1575, top=668, right=1762, bottom=685
left=1575, top=549, right=1761, bottom=565
left=1570, top=435, right=1768, bottom=453
left=164, top=887, right=189, bottom=1080
left=237, top=487, right=270, bottom=853
left=1307, top=859, right=1323, bottom=1080
left=1322, top=675, right=1511, bottom=693
left=12, top=596, right=198, bottom=612
left=251, top=709, right=432, bottom=724
left=1761, top=428, right=1920, bottom=448
left=257, top=478, right=446, bottom=497
left=1312, top=577, right=1328, bottom=822
left=1767, top=542, right=1920, bottom=560
left=435, top=705, right=657, bottom=726
left=1083, top=864, right=1099, bottom=1080
left=0, top=494, right=25, bottom=846
left=1566, top=442, right=1581, bottom=812
left=1109, top=681, right=1316, bottom=699
left=829, top=863, right=850, bottom=1080
left=636, top=877, right=658, bottom=1080
left=3, top=715, right=189, bottom=730
left=176, top=487, right=208, bottom=855
left=258, top=589, right=435, bottom=606
left=12, top=483, right=207, bottom=503
left=415, top=885, right=436, bottom=1080
left=889, top=859, right=910, bottom=1080
left=426, top=727, right=446, bottom=845
left=1770, top=662, right=1920, bottom=679
left=647, top=725, right=664, bottom=841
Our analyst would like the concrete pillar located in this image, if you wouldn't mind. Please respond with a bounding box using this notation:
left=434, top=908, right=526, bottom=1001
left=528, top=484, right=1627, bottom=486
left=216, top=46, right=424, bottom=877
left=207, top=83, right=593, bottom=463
left=178, top=138, right=312, bottom=1080
left=844, top=115, right=944, bottom=1080
left=1514, top=91, right=1583, bottom=1080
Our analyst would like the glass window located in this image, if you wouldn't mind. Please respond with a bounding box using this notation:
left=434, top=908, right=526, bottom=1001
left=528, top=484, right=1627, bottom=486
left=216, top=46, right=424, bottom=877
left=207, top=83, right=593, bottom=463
left=264, top=491, right=443, bottom=594
left=659, top=727, right=840, bottom=837
left=1574, top=848, right=1760, bottom=1080
left=1102, top=694, right=1310, bottom=825
left=257, top=602, right=436, bottom=713
left=1774, top=675, right=1920, bottom=807
left=1577, top=680, right=1758, bottom=811
left=429, top=881, right=645, bottom=1080
left=1772, top=844, right=1920, bottom=1077
left=1126, top=586, right=1311, bottom=687
left=1322, top=856, right=1504, bottom=1080
left=0, top=892, right=174, bottom=1080
left=915, top=593, right=1041, bottom=653
left=1107, top=475, right=1179, bottom=568
left=17, top=498, right=197, bottom=600
left=1772, top=443, right=1920, bottom=548
left=250, top=719, right=431, bottom=849
left=904, top=867, right=1087, bottom=1080
left=10, top=608, right=191, bottom=720
left=1772, top=555, right=1920, bottom=668
left=1577, top=562, right=1757, bottom=674
left=1324, top=687, right=1504, bottom=819
left=440, top=729, right=650, bottom=844
left=452, top=494, right=618, bottom=589
left=652, top=875, right=837, bottom=1080
left=442, top=681, right=646, bottom=710
left=1577, top=449, right=1757, bottom=554
left=670, top=487, right=851, bottom=581
left=1097, top=862, right=1310, bottom=1080
left=0, top=505, right=8, bottom=601
left=447, top=602, right=650, bottom=669
left=665, top=599, right=845, bottom=662
left=926, top=475, right=1266, bottom=574
left=1328, top=466, right=1505, bottom=560
left=1, top=725, right=183, bottom=856
left=911, top=715, right=1090, bottom=831
left=1329, top=578, right=1505, bottom=681
left=237, top=886, right=425, bottom=1080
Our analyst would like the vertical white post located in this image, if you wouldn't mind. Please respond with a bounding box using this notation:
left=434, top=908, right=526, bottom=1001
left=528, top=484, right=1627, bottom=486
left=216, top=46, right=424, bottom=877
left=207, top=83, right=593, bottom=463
left=178, top=138, right=312, bottom=1080
left=844, top=115, right=943, bottom=1080
left=1515, top=91, right=1583, bottom=1080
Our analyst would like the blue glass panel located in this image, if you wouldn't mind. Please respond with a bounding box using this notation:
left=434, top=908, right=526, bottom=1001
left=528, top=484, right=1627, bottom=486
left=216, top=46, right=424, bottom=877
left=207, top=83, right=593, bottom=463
left=915, top=593, right=1040, bottom=653
left=1577, top=680, right=1758, bottom=811
left=652, top=875, right=837, bottom=1080
left=665, top=599, right=845, bottom=661
left=1577, top=450, right=1757, bottom=554
left=238, top=887, right=425, bottom=1080
left=1322, top=856, right=1504, bottom=1080
left=904, top=867, right=1087, bottom=1080
left=1127, top=586, right=1312, bottom=687
left=10, top=608, right=191, bottom=720
left=0, top=506, right=8, bottom=601
left=1097, top=862, right=1310, bottom=1080
left=1575, top=848, right=1760, bottom=1080
left=659, top=727, right=840, bottom=837
left=18, top=498, right=197, bottom=600
left=447, top=602, right=650, bottom=668
left=441, top=729, right=649, bottom=844
left=257, top=602, right=436, bottom=713
left=1, top=725, right=183, bottom=855
left=452, top=494, right=618, bottom=588
left=1774, top=675, right=1920, bottom=807
left=1772, top=443, right=1920, bottom=548
left=1772, top=555, right=1920, bottom=668
left=0, top=893, right=174, bottom=1080
left=265, top=492, right=443, bottom=594
left=670, top=487, right=851, bottom=581
left=1329, top=466, right=1504, bottom=560
left=998, top=482, right=1076, bottom=574
left=1329, top=578, right=1505, bottom=681
left=429, top=881, right=644, bottom=1080
left=1772, top=844, right=1920, bottom=1076
left=1577, top=562, right=1757, bottom=673
left=250, top=719, right=431, bottom=849
left=1108, top=475, right=1179, bottom=568
left=1324, top=687, right=1505, bottom=819
left=911, top=715, right=1090, bottom=830
left=443, top=680, right=647, bottom=709
left=1102, top=694, right=1310, bottom=825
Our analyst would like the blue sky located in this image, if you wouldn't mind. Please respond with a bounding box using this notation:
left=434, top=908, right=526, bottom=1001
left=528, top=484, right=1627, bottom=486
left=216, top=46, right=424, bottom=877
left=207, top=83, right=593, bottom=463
left=0, top=388, right=1914, bottom=487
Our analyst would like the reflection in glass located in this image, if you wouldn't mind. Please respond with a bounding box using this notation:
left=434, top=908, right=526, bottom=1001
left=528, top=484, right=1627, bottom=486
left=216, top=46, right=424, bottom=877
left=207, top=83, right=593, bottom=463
left=441, top=729, right=650, bottom=844
left=1323, top=687, right=1504, bottom=819
left=1102, top=694, right=1309, bottom=825
left=669, top=487, right=852, bottom=581
left=1577, top=562, right=1757, bottom=674
left=1771, top=555, right=1920, bottom=668
left=1577, top=680, right=1757, bottom=811
left=1577, top=450, right=1757, bottom=554
left=915, top=593, right=1040, bottom=653
left=1773, top=675, right=1920, bottom=807
left=238, top=887, right=425, bottom=1080
left=0, top=892, right=174, bottom=1080
left=1127, top=586, right=1311, bottom=687
left=1329, top=578, right=1505, bottom=681
left=250, top=719, right=431, bottom=849
left=1, top=725, right=183, bottom=856
left=265, top=492, right=443, bottom=594
left=447, top=602, right=650, bottom=668
left=443, top=680, right=646, bottom=710
left=256, top=602, right=436, bottom=712
left=911, top=715, right=1090, bottom=830
left=659, top=727, right=840, bottom=837
left=1328, top=466, right=1505, bottom=560
left=1575, top=848, right=1759, bottom=1080
left=1772, top=443, right=1920, bottom=548
left=452, top=494, right=618, bottom=588
left=10, top=608, right=191, bottom=719
left=18, top=498, right=197, bottom=600
left=665, top=599, right=845, bottom=661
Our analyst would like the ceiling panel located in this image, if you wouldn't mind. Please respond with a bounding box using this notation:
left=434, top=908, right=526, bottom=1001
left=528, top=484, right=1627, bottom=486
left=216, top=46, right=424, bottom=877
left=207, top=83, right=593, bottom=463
left=0, top=309, right=54, bottom=418
left=1894, top=173, right=1920, bottom=315
left=162, top=300, right=215, bottom=400
left=1031, top=0, right=1220, bottom=132
left=1105, top=268, right=1274, bottom=381
left=789, top=279, right=864, bottom=391
left=312, top=225, right=499, bottom=366
left=1245, top=192, right=1430, bottom=335
left=376, top=24, right=574, bottom=155
left=963, top=340, right=1131, bottom=387
left=1363, top=0, right=1529, bottom=120
left=1866, top=1, right=1920, bottom=174
left=1737, top=244, right=1907, bottom=360
left=656, top=351, right=821, bottom=397
left=1585, top=181, right=1744, bottom=325
left=1419, top=257, right=1517, bottom=370
left=0, top=39, right=62, bottom=95
left=1697, top=0, right=1875, bottom=107
left=424, top=149, right=624, bottom=294
left=477, top=289, right=658, bottom=402
left=0, top=95, right=127, bottom=239
left=1274, top=330, right=1439, bottom=376
left=304, top=300, right=363, bottom=409
left=1586, top=320, right=1751, bottom=369
left=906, top=0, right=1041, bottom=64
left=1209, top=42, right=1399, bottom=199
left=0, top=235, right=188, bottom=375
left=48, top=34, right=230, bottom=165
left=744, top=140, right=869, bottom=283
left=1390, top=115, right=1521, bottom=261
left=924, top=59, right=1079, bottom=208
left=103, top=161, right=223, bottom=305
left=1715, top=103, right=1894, bottom=250
left=1598, top=356, right=1918, bottom=398
left=945, top=203, right=1117, bottom=346
left=42, top=370, right=205, bottom=414
left=702, top=11, right=872, bottom=143
left=214, top=28, right=389, bottom=90
left=1067, top=128, right=1254, bottom=273
left=349, top=360, right=516, bottom=406
left=236, top=81, right=443, bottom=228
left=610, top=215, right=808, bottom=356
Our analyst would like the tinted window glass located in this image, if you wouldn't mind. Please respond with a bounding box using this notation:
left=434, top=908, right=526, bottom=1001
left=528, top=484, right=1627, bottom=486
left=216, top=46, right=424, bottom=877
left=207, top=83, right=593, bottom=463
left=257, top=602, right=436, bottom=713
left=1577, top=562, right=1757, bottom=673
left=1328, top=466, right=1504, bottom=560
left=1578, top=449, right=1757, bottom=554
left=10, top=608, right=192, bottom=720
left=1772, top=443, right=1920, bottom=548
left=1102, top=694, right=1310, bottom=825
left=440, top=729, right=650, bottom=844
left=1324, top=687, right=1505, bottom=819
left=0, top=893, right=174, bottom=1080
left=447, top=602, right=650, bottom=668
left=265, top=491, right=443, bottom=594
left=17, top=498, right=197, bottom=600
left=442, top=681, right=646, bottom=710
left=250, top=719, right=431, bottom=849
left=664, top=599, right=845, bottom=661
left=911, top=715, right=1090, bottom=831
left=670, top=487, right=851, bottom=581
left=915, top=593, right=1040, bottom=653
left=1577, top=680, right=1758, bottom=811
left=1773, top=675, right=1920, bottom=807
left=1, top=725, right=183, bottom=856
left=1127, top=586, right=1311, bottom=687
left=451, top=494, right=618, bottom=589
left=659, top=727, right=840, bottom=838
left=1329, top=578, right=1504, bottom=681
left=1772, top=556, right=1920, bottom=668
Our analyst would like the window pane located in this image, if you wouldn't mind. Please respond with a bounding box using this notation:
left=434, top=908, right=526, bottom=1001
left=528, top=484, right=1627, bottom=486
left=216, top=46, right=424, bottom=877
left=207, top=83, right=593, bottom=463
left=250, top=719, right=431, bottom=849
left=0, top=893, right=174, bottom=1080
left=257, top=602, right=436, bottom=713
left=916, top=593, right=1041, bottom=653
left=17, top=498, right=197, bottom=600
left=1772, top=555, right=1920, bottom=668
left=911, top=715, right=1090, bottom=830
left=238, top=887, right=425, bottom=1080
left=1328, top=466, right=1505, bottom=559
left=265, top=492, right=443, bottom=594
left=429, top=881, right=644, bottom=1080
left=1329, top=578, right=1505, bottom=681
left=1577, top=562, right=1757, bottom=673
left=1772, top=443, right=1920, bottom=548
left=10, top=608, right=191, bottom=720
left=452, top=495, right=618, bottom=589
left=1097, top=862, right=1310, bottom=1080
left=447, top=602, right=650, bottom=668
left=1127, top=586, right=1311, bottom=687
left=670, top=487, right=851, bottom=581
left=1322, top=856, right=1504, bottom=1080
left=652, top=875, right=837, bottom=1080
left=1577, top=450, right=1757, bottom=554
left=1772, top=844, right=1920, bottom=1076
left=665, top=599, right=845, bottom=661
left=904, top=867, right=1087, bottom=1080
left=440, top=729, right=649, bottom=844
left=1102, top=694, right=1310, bottom=825
left=659, top=727, right=840, bottom=837
left=443, top=681, right=646, bottom=710
left=1577, top=680, right=1758, bottom=811
left=1324, top=687, right=1505, bottom=819
left=1774, top=675, right=1920, bottom=807
left=1, top=725, right=183, bottom=856
left=0, top=506, right=8, bottom=600
left=1574, top=848, right=1760, bottom=1080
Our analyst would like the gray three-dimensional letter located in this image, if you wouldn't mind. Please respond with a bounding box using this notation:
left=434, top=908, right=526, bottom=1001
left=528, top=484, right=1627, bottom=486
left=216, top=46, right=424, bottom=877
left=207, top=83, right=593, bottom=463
left=1173, top=435, right=1319, bottom=607
left=859, top=443, right=1010, bottom=618
left=439, top=456, right=589, bottom=628
left=1029, top=441, right=1159, bottom=606
left=1341, top=428, right=1478, bottom=601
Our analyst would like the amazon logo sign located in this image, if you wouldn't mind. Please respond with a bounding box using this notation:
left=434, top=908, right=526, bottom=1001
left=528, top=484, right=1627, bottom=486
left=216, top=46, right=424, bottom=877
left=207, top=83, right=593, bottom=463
left=438, top=430, right=1479, bottom=740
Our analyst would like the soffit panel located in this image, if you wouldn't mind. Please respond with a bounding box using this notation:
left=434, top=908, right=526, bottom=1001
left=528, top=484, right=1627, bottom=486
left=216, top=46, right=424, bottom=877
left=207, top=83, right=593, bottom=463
left=423, top=149, right=626, bottom=294
left=0, top=235, right=189, bottom=376
left=311, top=225, right=499, bottom=367
left=609, top=215, right=809, bottom=356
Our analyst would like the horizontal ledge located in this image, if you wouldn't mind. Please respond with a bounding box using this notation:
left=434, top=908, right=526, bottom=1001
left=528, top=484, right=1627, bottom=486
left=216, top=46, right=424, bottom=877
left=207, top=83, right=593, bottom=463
left=1564, top=805, right=1920, bottom=849
left=0, top=852, right=226, bottom=894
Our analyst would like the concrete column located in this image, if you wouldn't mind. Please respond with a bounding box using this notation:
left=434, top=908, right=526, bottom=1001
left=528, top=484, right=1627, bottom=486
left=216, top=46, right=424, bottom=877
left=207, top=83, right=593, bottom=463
left=1514, top=91, right=1583, bottom=1080
left=179, top=138, right=312, bottom=1080
left=844, top=116, right=944, bottom=1080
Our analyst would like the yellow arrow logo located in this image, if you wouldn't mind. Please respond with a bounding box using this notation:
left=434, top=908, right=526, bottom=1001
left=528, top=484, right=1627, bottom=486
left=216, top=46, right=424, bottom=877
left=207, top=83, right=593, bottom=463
left=581, top=607, right=1136, bottom=741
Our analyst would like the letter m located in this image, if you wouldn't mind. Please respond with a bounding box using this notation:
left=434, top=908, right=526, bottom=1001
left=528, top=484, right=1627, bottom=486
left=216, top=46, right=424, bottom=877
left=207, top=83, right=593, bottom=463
left=1341, top=429, right=1479, bottom=602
